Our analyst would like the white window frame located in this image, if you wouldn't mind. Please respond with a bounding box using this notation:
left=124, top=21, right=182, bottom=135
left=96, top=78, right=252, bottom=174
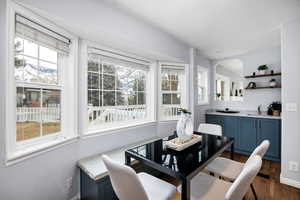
left=6, top=2, right=78, bottom=163
left=79, top=40, right=156, bottom=136
left=197, top=66, right=210, bottom=105
left=158, top=62, right=189, bottom=121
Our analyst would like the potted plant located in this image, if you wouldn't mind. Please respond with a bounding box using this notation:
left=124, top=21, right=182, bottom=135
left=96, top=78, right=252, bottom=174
left=269, top=78, right=277, bottom=87
left=258, top=64, right=268, bottom=75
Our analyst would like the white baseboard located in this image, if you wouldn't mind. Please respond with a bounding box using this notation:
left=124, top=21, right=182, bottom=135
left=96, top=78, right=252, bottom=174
left=280, top=174, right=300, bottom=189
left=70, top=193, right=80, bottom=200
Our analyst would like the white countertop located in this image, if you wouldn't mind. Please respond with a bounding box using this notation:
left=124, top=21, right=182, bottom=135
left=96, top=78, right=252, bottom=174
left=206, top=110, right=281, bottom=119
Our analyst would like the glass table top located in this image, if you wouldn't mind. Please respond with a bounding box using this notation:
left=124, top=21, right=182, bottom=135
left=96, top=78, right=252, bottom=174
left=126, top=132, right=234, bottom=178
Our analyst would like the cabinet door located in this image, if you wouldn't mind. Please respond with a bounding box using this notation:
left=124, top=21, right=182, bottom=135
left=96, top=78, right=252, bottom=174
left=223, top=116, right=238, bottom=148
left=238, top=117, right=257, bottom=153
left=205, top=115, right=224, bottom=128
left=258, top=119, right=281, bottom=159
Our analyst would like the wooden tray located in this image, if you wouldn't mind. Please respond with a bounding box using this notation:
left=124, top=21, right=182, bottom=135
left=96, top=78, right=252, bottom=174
left=166, top=134, right=202, bottom=151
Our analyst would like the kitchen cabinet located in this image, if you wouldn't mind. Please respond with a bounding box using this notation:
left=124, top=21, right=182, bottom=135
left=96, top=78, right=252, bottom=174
left=205, top=114, right=281, bottom=161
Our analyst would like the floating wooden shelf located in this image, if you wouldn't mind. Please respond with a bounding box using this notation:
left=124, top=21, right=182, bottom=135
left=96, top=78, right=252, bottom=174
left=245, top=73, right=281, bottom=78
left=245, top=86, right=281, bottom=90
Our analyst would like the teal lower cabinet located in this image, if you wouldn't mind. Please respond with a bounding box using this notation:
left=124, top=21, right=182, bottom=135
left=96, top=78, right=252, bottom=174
left=205, top=114, right=281, bottom=162
left=238, top=117, right=257, bottom=153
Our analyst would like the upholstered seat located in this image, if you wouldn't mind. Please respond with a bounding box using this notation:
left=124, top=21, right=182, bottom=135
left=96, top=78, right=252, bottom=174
left=138, top=172, right=176, bottom=200
left=178, top=173, right=232, bottom=200
left=205, top=157, right=244, bottom=181
left=178, top=155, right=262, bottom=200
left=102, top=155, right=176, bottom=200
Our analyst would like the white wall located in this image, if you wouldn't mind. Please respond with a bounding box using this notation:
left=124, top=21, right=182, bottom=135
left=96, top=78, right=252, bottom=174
left=281, top=17, right=300, bottom=188
left=0, top=0, right=194, bottom=199
left=211, top=47, right=281, bottom=111
left=192, top=49, right=212, bottom=128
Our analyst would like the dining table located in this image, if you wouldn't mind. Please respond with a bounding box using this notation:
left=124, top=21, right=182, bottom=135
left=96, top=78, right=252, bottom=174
left=125, top=132, right=234, bottom=200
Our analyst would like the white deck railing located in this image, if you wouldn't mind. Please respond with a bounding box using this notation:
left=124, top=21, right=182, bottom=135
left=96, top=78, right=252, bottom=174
left=17, top=107, right=60, bottom=122
left=88, top=105, right=147, bottom=125
left=161, top=105, right=181, bottom=118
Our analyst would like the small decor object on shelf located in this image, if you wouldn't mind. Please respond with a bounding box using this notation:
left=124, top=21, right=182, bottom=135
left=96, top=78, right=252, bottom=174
left=176, top=108, right=193, bottom=143
left=252, top=72, right=256, bottom=76
left=271, top=70, right=274, bottom=74
left=246, top=82, right=256, bottom=89
left=267, top=101, right=282, bottom=116
left=258, top=64, right=268, bottom=75
left=269, top=79, right=277, bottom=87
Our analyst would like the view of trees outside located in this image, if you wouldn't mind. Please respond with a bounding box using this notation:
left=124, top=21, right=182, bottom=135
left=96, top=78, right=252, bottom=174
left=15, top=37, right=61, bottom=142
left=88, top=60, right=146, bottom=107
left=87, top=57, right=147, bottom=125
left=161, top=72, right=181, bottom=105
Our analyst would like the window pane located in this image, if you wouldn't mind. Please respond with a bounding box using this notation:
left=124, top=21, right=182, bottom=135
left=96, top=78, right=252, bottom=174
left=103, top=63, right=115, bottom=74
left=15, top=54, right=24, bottom=81
left=137, top=92, right=145, bottom=105
left=88, top=72, right=100, bottom=89
left=42, top=89, right=61, bottom=136
left=170, top=81, right=180, bottom=91
left=39, top=61, right=58, bottom=84
left=23, top=39, right=38, bottom=58
left=88, top=60, right=99, bottom=72
left=172, top=94, right=181, bottom=104
left=88, top=90, right=100, bottom=106
left=103, top=91, right=115, bottom=106
left=162, top=80, right=170, bottom=91
left=23, top=56, right=39, bottom=83
left=117, top=92, right=126, bottom=106
left=103, top=74, right=115, bottom=90
left=162, top=94, right=172, bottom=104
left=40, top=46, right=58, bottom=63
left=15, top=37, right=24, bottom=54
left=128, top=92, right=137, bottom=105
left=16, top=87, right=41, bottom=141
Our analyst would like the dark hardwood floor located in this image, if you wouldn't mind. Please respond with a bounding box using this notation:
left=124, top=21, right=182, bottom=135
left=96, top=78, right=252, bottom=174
left=163, top=152, right=300, bottom=200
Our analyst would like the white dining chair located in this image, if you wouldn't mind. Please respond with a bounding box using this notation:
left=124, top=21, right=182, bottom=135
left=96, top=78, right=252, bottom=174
left=177, top=155, right=262, bottom=200
left=102, top=155, right=176, bottom=200
left=198, top=123, right=222, bottom=136
left=205, top=140, right=270, bottom=200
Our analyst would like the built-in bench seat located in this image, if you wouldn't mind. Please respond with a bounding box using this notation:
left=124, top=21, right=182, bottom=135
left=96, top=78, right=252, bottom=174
left=78, top=136, right=161, bottom=181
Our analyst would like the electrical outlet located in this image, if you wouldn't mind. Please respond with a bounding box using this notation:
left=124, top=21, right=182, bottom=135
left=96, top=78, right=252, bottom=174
left=286, top=103, right=297, bottom=112
left=65, top=177, right=73, bottom=193
left=289, top=161, right=299, bottom=172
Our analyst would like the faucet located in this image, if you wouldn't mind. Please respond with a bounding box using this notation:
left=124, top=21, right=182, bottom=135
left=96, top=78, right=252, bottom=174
left=258, top=105, right=262, bottom=115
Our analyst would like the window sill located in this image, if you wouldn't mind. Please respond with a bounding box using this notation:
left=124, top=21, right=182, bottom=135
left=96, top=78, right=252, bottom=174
left=6, top=136, right=78, bottom=166
left=84, top=120, right=157, bottom=138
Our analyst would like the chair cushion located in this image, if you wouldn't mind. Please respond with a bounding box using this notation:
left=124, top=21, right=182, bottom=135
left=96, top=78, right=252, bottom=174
left=205, top=157, right=244, bottom=181
left=138, top=172, right=176, bottom=200
left=177, top=173, right=232, bottom=200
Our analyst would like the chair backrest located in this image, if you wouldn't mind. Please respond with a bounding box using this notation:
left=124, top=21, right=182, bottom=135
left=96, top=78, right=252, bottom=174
left=245, top=140, right=270, bottom=167
left=225, top=155, right=262, bottom=200
left=102, top=155, right=148, bottom=200
left=197, top=123, right=222, bottom=136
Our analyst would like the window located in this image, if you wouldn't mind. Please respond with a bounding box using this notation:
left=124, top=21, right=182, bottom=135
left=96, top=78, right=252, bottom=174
left=216, top=74, right=230, bottom=101
left=197, top=66, right=209, bottom=105
left=87, top=47, right=153, bottom=131
left=160, top=63, right=188, bottom=120
left=7, top=5, right=78, bottom=160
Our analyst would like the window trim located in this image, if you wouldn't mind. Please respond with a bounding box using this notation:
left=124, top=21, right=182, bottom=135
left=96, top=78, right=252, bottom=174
left=197, top=66, right=210, bottom=105
left=79, top=40, right=156, bottom=136
left=158, top=62, right=189, bottom=121
left=6, top=2, right=79, bottom=162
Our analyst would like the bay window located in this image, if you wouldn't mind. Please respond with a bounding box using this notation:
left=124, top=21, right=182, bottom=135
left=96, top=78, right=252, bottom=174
left=159, top=63, right=188, bottom=120
left=7, top=5, right=78, bottom=161
left=86, top=47, right=153, bottom=132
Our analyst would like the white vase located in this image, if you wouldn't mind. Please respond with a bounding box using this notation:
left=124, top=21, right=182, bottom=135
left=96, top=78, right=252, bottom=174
left=259, top=70, right=266, bottom=75
left=176, top=113, right=193, bottom=142
left=270, top=81, right=276, bottom=87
